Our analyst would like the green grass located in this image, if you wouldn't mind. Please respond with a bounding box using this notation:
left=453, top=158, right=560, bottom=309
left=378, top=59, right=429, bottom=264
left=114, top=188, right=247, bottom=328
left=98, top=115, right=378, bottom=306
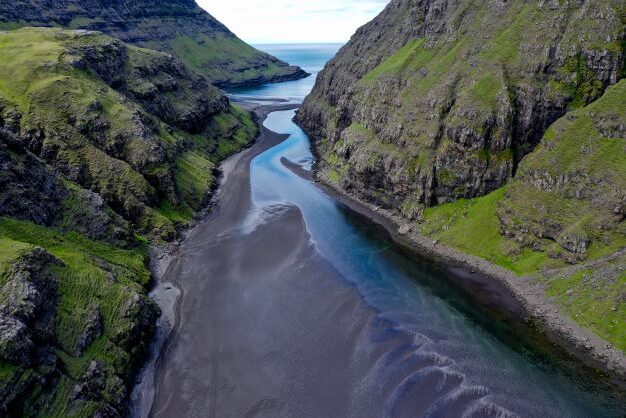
left=326, top=169, right=341, bottom=184
left=421, top=187, right=558, bottom=275
left=0, top=28, right=64, bottom=110
left=165, top=34, right=289, bottom=84
left=467, top=74, right=502, bottom=108
left=175, top=151, right=215, bottom=209
left=0, top=217, right=152, bottom=416
left=0, top=360, right=15, bottom=382
left=156, top=200, right=194, bottom=224
left=0, top=218, right=149, bottom=286
left=0, top=21, right=28, bottom=31
left=0, top=237, right=33, bottom=278
left=68, top=17, right=101, bottom=29
left=545, top=263, right=626, bottom=352
left=480, top=3, right=534, bottom=65
left=363, top=39, right=433, bottom=82
left=210, top=105, right=258, bottom=161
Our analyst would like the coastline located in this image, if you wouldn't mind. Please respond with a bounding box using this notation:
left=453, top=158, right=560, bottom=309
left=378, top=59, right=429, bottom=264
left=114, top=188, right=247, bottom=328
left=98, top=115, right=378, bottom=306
left=305, top=167, right=626, bottom=388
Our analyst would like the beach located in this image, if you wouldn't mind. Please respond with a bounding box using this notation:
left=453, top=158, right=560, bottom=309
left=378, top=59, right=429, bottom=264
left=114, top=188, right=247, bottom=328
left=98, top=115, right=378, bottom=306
left=132, top=103, right=625, bottom=417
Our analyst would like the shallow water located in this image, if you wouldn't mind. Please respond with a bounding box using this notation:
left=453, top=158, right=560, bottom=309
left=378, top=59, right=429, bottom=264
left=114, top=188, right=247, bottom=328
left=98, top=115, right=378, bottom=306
left=239, top=45, right=624, bottom=417
left=138, top=44, right=624, bottom=417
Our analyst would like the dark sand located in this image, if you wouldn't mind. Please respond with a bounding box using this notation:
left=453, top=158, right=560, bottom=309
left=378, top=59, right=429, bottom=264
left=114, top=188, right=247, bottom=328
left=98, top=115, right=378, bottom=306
left=135, top=104, right=625, bottom=418
left=143, top=106, right=401, bottom=417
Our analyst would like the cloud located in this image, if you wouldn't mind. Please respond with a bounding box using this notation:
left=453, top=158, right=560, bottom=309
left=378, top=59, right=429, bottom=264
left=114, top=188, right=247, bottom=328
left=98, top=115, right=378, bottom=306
left=197, top=0, right=390, bottom=44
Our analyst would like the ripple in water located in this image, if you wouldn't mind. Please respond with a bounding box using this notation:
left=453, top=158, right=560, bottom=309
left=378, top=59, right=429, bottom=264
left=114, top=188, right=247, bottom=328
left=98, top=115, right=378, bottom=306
left=244, top=107, right=625, bottom=417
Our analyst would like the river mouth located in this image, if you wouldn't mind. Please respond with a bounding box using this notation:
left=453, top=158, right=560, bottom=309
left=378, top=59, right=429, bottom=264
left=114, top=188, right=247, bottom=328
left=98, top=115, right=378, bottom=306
left=133, top=44, right=626, bottom=417
left=137, top=106, right=624, bottom=417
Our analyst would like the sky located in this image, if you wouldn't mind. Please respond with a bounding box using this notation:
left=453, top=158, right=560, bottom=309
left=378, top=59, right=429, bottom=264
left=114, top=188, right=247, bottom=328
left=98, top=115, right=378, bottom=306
left=198, top=0, right=390, bottom=44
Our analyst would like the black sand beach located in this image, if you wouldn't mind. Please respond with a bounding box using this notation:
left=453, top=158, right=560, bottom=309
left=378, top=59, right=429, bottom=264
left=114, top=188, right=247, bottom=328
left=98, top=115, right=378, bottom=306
left=133, top=104, right=625, bottom=418
left=139, top=106, right=393, bottom=417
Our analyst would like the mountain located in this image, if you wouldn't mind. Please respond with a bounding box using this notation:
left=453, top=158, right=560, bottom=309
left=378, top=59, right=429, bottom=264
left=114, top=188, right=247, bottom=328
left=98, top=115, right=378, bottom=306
left=297, top=0, right=626, bottom=352
left=0, top=0, right=309, bottom=87
left=0, top=27, right=258, bottom=416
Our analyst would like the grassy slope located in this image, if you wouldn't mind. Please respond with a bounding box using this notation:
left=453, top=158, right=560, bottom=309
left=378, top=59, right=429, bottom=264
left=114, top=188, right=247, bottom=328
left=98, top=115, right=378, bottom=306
left=0, top=28, right=257, bottom=230
left=0, top=28, right=258, bottom=416
left=0, top=218, right=152, bottom=417
left=420, top=81, right=626, bottom=351
left=0, top=1, right=304, bottom=87
left=161, top=33, right=284, bottom=86
left=421, top=187, right=556, bottom=275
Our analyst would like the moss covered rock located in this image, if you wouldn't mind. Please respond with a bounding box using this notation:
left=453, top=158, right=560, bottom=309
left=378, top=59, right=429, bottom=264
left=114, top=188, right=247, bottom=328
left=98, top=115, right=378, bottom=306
left=0, top=26, right=260, bottom=416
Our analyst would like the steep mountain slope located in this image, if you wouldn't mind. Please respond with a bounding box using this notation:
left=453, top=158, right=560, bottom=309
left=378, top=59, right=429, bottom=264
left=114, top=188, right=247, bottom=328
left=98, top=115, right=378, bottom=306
left=298, top=0, right=623, bottom=212
left=0, top=27, right=257, bottom=416
left=297, top=0, right=625, bottom=350
left=0, top=0, right=308, bottom=87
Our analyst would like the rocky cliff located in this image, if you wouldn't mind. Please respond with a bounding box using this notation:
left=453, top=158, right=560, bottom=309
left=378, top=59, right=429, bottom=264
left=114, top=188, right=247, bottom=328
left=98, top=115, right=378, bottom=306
left=0, top=27, right=259, bottom=416
left=0, top=0, right=308, bottom=87
left=297, top=0, right=625, bottom=352
left=298, top=0, right=623, bottom=213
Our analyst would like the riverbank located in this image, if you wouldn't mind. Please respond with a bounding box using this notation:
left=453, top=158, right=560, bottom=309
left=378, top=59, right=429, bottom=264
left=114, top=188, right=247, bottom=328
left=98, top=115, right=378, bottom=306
left=134, top=100, right=625, bottom=416
left=131, top=102, right=299, bottom=416
left=304, top=166, right=626, bottom=388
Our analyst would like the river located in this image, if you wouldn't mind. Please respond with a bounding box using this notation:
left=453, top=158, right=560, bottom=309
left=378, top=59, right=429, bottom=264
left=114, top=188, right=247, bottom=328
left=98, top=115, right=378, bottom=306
left=137, top=44, right=624, bottom=417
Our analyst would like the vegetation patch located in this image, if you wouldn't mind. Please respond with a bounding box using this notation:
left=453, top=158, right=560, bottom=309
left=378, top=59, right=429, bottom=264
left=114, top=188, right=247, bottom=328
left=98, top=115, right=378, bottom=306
left=543, top=259, right=626, bottom=352
left=421, top=187, right=558, bottom=275
left=0, top=217, right=155, bottom=417
left=363, top=39, right=432, bottom=82
left=166, top=33, right=294, bottom=86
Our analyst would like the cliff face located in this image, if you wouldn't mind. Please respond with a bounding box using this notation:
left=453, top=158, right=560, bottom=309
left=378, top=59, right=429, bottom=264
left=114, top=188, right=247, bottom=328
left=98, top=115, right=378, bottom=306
left=498, top=80, right=626, bottom=263
left=0, top=27, right=258, bottom=417
left=419, top=80, right=626, bottom=352
left=0, top=0, right=308, bottom=87
left=298, top=0, right=626, bottom=352
left=298, top=0, right=623, bottom=215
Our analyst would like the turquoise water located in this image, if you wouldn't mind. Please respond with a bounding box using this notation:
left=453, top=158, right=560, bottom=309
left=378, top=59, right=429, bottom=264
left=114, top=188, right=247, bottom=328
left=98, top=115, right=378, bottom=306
left=232, top=45, right=625, bottom=417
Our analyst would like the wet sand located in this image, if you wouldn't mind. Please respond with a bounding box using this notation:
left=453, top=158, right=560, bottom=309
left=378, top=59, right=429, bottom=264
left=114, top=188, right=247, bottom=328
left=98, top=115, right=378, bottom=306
left=141, top=106, right=403, bottom=417
left=134, top=104, right=625, bottom=418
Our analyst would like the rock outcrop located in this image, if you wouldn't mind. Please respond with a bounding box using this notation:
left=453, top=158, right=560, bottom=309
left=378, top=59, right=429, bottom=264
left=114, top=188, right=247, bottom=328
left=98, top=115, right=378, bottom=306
left=0, top=245, right=159, bottom=417
left=0, top=249, right=62, bottom=414
left=498, top=80, right=626, bottom=263
left=0, top=135, right=64, bottom=227
left=0, top=0, right=309, bottom=87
